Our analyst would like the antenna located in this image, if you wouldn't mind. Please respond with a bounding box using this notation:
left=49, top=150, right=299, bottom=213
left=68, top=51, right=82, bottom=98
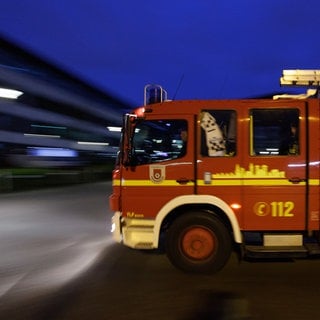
left=172, top=74, right=184, bottom=100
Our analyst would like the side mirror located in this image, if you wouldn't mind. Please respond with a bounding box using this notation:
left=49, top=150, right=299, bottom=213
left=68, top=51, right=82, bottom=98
left=122, top=114, right=137, bottom=167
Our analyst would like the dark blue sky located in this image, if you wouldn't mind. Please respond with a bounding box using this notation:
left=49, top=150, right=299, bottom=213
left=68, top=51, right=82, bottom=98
left=0, top=0, right=319, bottom=106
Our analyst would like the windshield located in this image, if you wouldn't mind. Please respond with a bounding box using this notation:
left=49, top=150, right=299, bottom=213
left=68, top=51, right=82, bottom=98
left=131, top=119, right=188, bottom=165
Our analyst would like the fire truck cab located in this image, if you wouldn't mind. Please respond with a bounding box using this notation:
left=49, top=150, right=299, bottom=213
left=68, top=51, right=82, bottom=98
left=109, top=70, right=320, bottom=273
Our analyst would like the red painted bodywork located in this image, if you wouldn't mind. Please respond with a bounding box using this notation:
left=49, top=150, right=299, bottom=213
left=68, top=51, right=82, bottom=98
left=110, top=98, right=320, bottom=233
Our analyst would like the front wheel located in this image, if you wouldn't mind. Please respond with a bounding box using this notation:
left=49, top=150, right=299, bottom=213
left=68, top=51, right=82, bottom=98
left=165, top=211, right=232, bottom=273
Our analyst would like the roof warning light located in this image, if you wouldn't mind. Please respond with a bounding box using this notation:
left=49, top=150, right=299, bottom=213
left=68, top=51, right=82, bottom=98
left=280, top=69, right=320, bottom=87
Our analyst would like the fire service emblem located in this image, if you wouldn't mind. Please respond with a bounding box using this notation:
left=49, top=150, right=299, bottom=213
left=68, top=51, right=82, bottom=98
left=150, top=165, right=165, bottom=184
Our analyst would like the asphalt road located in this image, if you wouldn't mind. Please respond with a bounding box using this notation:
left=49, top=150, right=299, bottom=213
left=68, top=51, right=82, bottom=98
left=1, top=181, right=320, bottom=320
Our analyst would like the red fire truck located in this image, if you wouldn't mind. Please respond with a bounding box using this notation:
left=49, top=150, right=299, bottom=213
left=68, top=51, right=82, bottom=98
left=109, top=70, right=320, bottom=273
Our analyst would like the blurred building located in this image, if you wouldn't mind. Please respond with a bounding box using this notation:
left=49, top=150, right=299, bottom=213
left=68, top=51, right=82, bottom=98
left=0, top=36, right=131, bottom=168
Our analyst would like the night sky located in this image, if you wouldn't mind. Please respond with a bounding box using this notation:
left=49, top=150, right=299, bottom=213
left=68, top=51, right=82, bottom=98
left=0, top=0, right=319, bottom=106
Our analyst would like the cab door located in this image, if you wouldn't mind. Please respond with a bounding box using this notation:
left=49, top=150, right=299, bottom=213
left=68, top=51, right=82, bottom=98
left=241, top=101, right=307, bottom=230
left=120, top=114, right=195, bottom=220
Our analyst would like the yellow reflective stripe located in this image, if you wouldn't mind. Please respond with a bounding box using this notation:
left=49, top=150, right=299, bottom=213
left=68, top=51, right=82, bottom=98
left=115, top=179, right=192, bottom=186
left=243, top=179, right=305, bottom=186
left=124, top=180, right=181, bottom=186
left=198, top=180, right=241, bottom=186
left=112, top=179, right=121, bottom=186
left=197, top=179, right=303, bottom=186
left=114, top=178, right=319, bottom=187
left=309, top=179, right=319, bottom=186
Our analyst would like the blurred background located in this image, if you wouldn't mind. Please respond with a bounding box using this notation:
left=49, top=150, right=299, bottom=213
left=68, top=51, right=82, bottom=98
left=0, top=36, right=131, bottom=192
left=0, top=0, right=319, bottom=193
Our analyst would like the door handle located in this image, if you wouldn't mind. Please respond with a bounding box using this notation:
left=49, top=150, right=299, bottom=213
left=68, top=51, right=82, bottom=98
left=288, top=177, right=306, bottom=184
left=176, top=178, right=191, bottom=185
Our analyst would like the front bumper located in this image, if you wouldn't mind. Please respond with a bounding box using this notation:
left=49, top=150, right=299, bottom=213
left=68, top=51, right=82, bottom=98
left=111, top=212, right=156, bottom=249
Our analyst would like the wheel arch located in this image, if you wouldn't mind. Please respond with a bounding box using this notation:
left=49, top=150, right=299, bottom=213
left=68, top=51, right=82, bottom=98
left=153, top=195, right=242, bottom=247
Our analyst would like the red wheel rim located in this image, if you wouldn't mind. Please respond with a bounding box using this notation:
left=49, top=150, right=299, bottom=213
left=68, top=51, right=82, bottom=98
left=181, top=227, right=216, bottom=260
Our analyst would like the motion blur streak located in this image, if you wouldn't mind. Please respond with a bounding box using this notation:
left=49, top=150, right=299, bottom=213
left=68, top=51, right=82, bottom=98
left=0, top=273, right=26, bottom=298
left=0, top=182, right=113, bottom=311
left=1, top=238, right=113, bottom=304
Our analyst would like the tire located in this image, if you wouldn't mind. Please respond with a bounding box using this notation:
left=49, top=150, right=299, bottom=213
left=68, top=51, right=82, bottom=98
left=165, top=211, right=232, bottom=274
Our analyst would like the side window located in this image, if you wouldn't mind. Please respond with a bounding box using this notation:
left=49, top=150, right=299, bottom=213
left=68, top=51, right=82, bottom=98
left=200, top=110, right=236, bottom=157
left=250, top=108, right=299, bottom=156
left=132, top=119, right=187, bottom=165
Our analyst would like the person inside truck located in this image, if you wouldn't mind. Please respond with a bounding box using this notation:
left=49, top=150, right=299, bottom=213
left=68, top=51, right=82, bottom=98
left=179, top=127, right=188, bottom=156
left=280, top=123, right=299, bottom=155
